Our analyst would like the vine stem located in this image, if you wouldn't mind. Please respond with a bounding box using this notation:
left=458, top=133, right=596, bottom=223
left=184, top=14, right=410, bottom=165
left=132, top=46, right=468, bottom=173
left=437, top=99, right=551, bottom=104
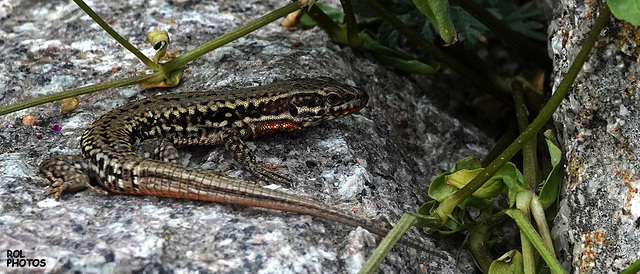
left=73, top=0, right=157, bottom=70
left=0, top=74, right=160, bottom=116
left=435, top=5, right=612, bottom=224
left=357, top=0, right=510, bottom=100
left=163, top=3, right=300, bottom=71
left=0, top=2, right=301, bottom=116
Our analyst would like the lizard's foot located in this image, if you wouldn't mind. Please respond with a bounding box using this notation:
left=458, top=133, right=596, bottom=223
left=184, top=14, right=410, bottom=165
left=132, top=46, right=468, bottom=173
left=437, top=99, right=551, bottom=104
left=245, top=163, right=291, bottom=184
left=221, top=127, right=291, bottom=184
left=39, top=155, right=106, bottom=198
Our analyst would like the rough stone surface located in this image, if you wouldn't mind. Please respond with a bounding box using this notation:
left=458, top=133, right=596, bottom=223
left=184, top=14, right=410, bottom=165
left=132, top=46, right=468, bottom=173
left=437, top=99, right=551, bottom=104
left=0, top=0, right=491, bottom=273
left=550, top=1, right=640, bottom=273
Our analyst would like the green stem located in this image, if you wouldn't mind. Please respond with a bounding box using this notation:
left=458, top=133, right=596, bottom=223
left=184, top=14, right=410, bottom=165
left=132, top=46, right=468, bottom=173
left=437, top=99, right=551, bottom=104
left=357, top=0, right=510, bottom=101
left=0, top=74, right=160, bottom=116
left=468, top=224, right=493, bottom=272
left=73, top=0, right=157, bottom=70
left=481, top=120, right=518, bottom=167
left=530, top=195, right=555, bottom=254
left=621, top=258, right=640, bottom=274
left=340, top=0, right=363, bottom=47
left=506, top=209, right=565, bottom=274
left=516, top=191, right=535, bottom=274
left=513, top=80, right=538, bottom=190
left=0, top=2, right=300, bottom=116
left=163, top=2, right=300, bottom=72
left=434, top=5, right=611, bottom=225
left=358, top=214, right=416, bottom=274
left=306, top=4, right=345, bottom=43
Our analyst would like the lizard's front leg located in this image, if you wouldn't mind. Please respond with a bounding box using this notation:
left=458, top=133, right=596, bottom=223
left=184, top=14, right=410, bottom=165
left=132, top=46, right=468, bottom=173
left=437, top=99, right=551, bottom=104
left=39, top=155, right=107, bottom=198
left=221, top=127, right=291, bottom=183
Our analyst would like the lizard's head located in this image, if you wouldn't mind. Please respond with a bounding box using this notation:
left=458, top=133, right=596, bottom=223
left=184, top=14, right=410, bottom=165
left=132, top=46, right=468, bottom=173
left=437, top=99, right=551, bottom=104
left=288, top=77, right=369, bottom=127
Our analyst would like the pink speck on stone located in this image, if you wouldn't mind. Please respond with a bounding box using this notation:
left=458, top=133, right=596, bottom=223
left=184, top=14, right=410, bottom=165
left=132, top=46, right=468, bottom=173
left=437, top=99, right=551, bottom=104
left=51, top=124, right=62, bottom=131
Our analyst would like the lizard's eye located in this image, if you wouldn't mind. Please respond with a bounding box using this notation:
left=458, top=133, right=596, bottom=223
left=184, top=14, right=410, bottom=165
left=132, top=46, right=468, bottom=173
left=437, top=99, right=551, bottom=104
left=326, top=93, right=341, bottom=105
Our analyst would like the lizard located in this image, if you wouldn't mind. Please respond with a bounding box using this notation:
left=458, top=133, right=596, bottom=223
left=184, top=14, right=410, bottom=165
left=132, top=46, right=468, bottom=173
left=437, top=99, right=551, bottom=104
left=39, top=77, right=444, bottom=258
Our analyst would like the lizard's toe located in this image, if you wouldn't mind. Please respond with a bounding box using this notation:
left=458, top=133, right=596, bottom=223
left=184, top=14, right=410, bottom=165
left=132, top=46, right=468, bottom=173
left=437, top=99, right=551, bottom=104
left=248, top=164, right=291, bottom=184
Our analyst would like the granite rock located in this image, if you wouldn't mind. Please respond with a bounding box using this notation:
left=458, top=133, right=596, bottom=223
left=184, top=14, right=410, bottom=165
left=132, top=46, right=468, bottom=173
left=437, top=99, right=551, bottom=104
left=0, top=0, right=491, bottom=273
left=550, top=1, right=640, bottom=272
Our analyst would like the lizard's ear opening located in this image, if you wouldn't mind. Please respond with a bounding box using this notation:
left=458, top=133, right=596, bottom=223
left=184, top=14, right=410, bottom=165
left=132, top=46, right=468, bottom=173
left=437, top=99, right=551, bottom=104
left=289, top=103, right=299, bottom=117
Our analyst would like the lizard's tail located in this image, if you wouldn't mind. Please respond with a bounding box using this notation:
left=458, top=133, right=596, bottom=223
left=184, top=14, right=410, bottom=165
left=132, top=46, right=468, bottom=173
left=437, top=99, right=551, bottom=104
left=134, top=160, right=446, bottom=258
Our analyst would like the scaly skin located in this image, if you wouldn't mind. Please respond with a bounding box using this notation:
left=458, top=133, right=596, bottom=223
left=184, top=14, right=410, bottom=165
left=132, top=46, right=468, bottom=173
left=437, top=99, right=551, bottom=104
left=40, top=77, right=443, bottom=257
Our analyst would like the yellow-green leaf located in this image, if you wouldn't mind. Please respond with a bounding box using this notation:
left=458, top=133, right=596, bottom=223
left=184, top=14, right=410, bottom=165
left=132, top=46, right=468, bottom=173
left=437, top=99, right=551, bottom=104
left=445, top=168, right=505, bottom=199
left=139, top=68, right=184, bottom=89
left=411, top=0, right=457, bottom=45
left=538, top=130, right=562, bottom=209
left=609, top=0, right=640, bottom=26
left=147, top=30, right=170, bottom=63
left=445, top=169, right=483, bottom=189
left=489, top=250, right=524, bottom=274
left=451, top=156, right=483, bottom=172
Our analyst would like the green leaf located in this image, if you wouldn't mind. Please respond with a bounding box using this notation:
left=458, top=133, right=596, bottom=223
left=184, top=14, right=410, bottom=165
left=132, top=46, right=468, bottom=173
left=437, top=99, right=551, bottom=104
left=445, top=168, right=507, bottom=199
left=360, top=31, right=440, bottom=74
left=411, top=0, right=458, bottom=45
left=451, top=156, right=483, bottom=171
left=488, top=250, right=524, bottom=274
left=428, top=171, right=458, bottom=202
left=609, top=0, right=640, bottom=26
left=428, top=157, right=522, bottom=203
left=139, top=67, right=184, bottom=89
left=373, top=53, right=440, bottom=74
left=299, top=2, right=345, bottom=28
left=302, top=4, right=439, bottom=74
left=494, top=162, right=525, bottom=207
left=501, top=2, right=546, bottom=41
left=446, top=169, right=484, bottom=189
left=147, top=30, right=170, bottom=63
left=426, top=157, right=481, bottom=203
left=538, top=130, right=562, bottom=210
left=450, top=6, right=487, bottom=48
left=417, top=200, right=466, bottom=234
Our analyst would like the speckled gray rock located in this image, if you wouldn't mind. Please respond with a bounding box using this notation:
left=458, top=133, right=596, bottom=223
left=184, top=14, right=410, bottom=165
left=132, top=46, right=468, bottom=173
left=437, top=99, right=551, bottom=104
left=550, top=1, right=640, bottom=273
left=0, top=0, right=490, bottom=273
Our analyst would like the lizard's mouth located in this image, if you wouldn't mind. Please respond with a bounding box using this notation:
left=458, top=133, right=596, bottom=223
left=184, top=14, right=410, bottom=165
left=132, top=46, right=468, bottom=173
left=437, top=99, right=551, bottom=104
left=331, top=90, right=368, bottom=117
left=332, top=104, right=366, bottom=117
